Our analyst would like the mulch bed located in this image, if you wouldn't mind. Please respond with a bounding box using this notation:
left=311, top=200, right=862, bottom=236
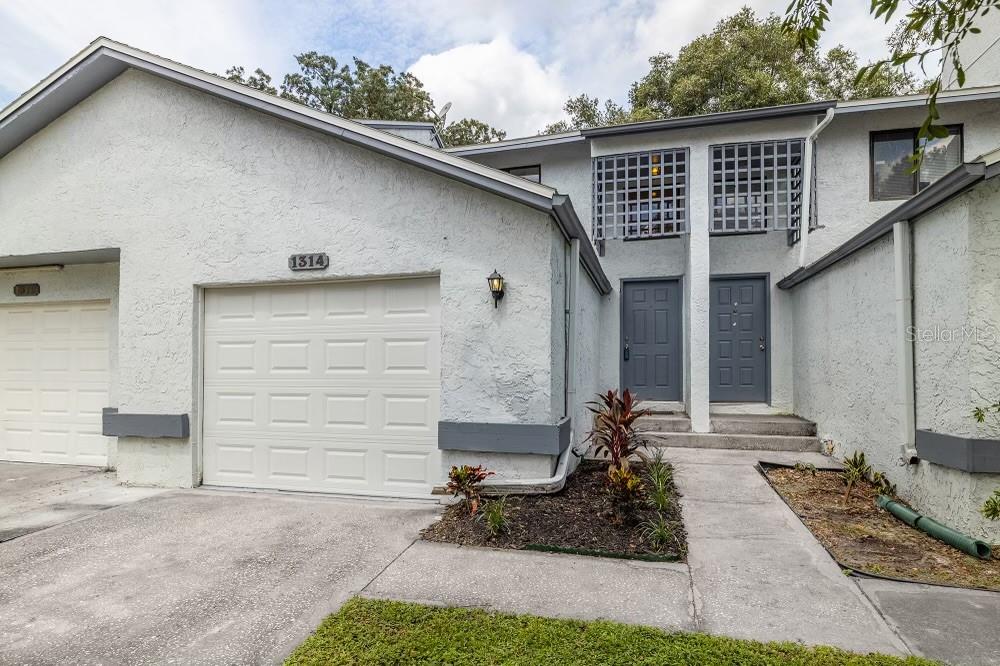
left=421, top=460, right=687, bottom=561
left=764, top=465, right=1000, bottom=591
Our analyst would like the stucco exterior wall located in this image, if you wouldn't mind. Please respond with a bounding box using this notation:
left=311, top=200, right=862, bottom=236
left=0, top=263, right=121, bottom=467
left=0, top=69, right=570, bottom=487
left=810, top=100, right=1000, bottom=264
left=571, top=261, right=604, bottom=466
left=793, top=198, right=1000, bottom=540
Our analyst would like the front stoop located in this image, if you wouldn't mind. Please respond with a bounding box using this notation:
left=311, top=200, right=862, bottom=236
left=640, top=413, right=821, bottom=452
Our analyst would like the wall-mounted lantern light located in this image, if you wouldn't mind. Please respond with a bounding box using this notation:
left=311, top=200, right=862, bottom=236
left=488, top=270, right=505, bottom=308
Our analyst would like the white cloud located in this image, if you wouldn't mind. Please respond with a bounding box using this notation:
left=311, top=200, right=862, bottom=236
left=409, top=36, right=569, bottom=137
left=0, top=0, right=307, bottom=101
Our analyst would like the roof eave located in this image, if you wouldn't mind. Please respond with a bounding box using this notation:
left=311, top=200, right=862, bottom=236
left=777, top=162, right=990, bottom=289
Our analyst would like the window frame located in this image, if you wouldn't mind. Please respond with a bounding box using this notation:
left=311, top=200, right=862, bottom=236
left=502, top=164, right=542, bottom=183
left=869, top=125, right=964, bottom=202
left=709, top=138, right=807, bottom=235
left=591, top=147, right=689, bottom=242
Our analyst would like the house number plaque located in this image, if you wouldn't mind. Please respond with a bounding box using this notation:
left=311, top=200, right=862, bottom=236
left=13, top=283, right=40, bottom=297
left=288, top=253, right=330, bottom=271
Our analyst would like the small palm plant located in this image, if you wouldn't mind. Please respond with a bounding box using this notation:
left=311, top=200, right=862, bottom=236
left=586, top=388, right=650, bottom=472
left=982, top=489, right=1000, bottom=521
left=841, top=451, right=872, bottom=503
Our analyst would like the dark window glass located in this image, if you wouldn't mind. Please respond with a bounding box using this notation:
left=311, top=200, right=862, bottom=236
left=503, top=165, right=541, bottom=183
left=871, top=126, right=962, bottom=200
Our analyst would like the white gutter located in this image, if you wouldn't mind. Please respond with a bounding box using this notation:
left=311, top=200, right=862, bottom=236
left=481, top=238, right=582, bottom=495
left=797, top=108, right=836, bottom=267
left=894, top=220, right=919, bottom=463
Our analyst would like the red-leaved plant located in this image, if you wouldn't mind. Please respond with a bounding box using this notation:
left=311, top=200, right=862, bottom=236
left=585, top=388, right=650, bottom=472
left=446, top=464, right=495, bottom=515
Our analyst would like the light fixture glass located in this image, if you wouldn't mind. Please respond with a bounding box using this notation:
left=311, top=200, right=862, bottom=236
left=488, top=270, right=505, bottom=308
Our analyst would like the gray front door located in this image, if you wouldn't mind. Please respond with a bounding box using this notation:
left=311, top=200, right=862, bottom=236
left=710, top=276, right=768, bottom=402
left=622, top=280, right=682, bottom=401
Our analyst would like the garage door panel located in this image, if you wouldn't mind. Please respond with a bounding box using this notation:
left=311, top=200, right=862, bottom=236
left=0, top=301, right=112, bottom=466
left=203, top=278, right=441, bottom=496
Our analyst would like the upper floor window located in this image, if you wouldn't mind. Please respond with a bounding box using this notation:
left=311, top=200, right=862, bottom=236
left=592, top=149, right=687, bottom=240
left=503, top=164, right=541, bottom=183
left=711, top=139, right=806, bottom=233
left=870, top=126, right=963, bottom=201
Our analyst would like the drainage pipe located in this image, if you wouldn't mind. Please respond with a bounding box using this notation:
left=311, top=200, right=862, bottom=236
left=797, top=107, right=836, bottom=267
left=478, top=238, right=582, bottom=496
left=877, top=495, right=992, bottom=559
left=893, top=221, right=919, bottom=464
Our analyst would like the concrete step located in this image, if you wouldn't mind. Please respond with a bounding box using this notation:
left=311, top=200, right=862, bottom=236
left=709, top=414, right=817, bottom=437
left=639, top=400, right=686, bottom=415
left=645, top=431, right=822, bottom=452
left=640, top=414, right=692, bottom=433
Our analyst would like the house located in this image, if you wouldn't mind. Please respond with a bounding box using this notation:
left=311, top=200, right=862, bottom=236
left=1, top=38, right=998, bottom=537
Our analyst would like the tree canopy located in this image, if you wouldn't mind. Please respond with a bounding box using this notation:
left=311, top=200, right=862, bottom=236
left=785, top=0, right=997, bottom=163
left=543, top=7, right=919, bottom=133
left=225, top=53, right=505, bottom=147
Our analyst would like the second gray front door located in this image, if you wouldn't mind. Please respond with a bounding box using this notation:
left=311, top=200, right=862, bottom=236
left=622, top=280, right=682, bottom=401
left=710, top=276, right=768, bottom=402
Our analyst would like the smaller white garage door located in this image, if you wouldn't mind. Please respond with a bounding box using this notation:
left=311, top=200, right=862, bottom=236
left=0, top=301, right=113, bottom=466
left=202, top=278, right=441, bottom=497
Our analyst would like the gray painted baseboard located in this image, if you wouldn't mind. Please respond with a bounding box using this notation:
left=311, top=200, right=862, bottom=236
left=438, top=418, right=571, bottom=456
left=915, top=429, right=1000, bottom=473
left=102, top=408, right=190, bottom=439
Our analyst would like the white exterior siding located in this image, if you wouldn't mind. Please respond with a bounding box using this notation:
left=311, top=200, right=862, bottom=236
left=0, top=69, right=569, bottom=487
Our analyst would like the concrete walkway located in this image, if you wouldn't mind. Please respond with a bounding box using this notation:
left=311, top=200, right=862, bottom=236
left=0, top=461, right=166, bottom=542
left=366, top=448, right=1000, bottom=663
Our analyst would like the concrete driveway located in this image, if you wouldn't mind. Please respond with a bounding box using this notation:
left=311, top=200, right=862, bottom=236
left=0, top=465, right=439, bottom=665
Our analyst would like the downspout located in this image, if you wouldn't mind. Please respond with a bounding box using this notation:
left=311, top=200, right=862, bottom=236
left=797, top=108, right=836, bottom=267
left=484, top=238, right=581, bottom=495
left=894, top=220, right=919, bottom=463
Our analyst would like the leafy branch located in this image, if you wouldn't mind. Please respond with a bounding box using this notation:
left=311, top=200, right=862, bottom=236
left=784, top=0, right=999, bottom=167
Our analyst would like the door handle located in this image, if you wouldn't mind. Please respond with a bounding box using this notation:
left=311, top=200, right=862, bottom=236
left=759, top=336, right=766, bottom=352
left=624, top=338, right=630, bottom=361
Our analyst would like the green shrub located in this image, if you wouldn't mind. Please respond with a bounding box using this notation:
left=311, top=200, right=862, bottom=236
left=982, top=489, right=1000, bottom=521
left=639, top=513, right=676, bottom=551
left=605, top=465, right=644, bottom=522
left=841, top=451, right=871, bottom=502
left=644, top=449, right=674, bottom=512
left=478, top=497, right=510, bottom=537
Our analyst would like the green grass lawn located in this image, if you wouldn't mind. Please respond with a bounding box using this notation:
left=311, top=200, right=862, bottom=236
left=285, top=598, right=936, bottom=666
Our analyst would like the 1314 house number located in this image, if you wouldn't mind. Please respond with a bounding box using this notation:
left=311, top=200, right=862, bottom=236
left=288, top=253, right=330, bottom=271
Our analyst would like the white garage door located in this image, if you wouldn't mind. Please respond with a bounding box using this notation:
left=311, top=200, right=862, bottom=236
left=0, top=301, right=113, bottom=466
left=202, top=278, right=442, bottom=497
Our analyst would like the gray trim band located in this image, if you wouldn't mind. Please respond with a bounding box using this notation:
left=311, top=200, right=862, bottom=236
left=438, top=418, right=571, bottom=456
left=778, top=163, right=988, bottom=289
left=915, top=429, right=1000, bottom=473
left=102, top=408, right=190, bottom=439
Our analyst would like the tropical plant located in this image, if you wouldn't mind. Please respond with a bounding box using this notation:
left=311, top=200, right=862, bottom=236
left=793, top=461, right=818, bottom=476
left=982, top=489, right=1000, bottom=521
left=446, top=464, right=495, bottom=515
left=640, top=513, right=677, bottom=552
left=841, top=451, right=872, bottom=502
left=605, top=465, right=645, bottom=522
left=586, top=389, right=650, bottom=472
left=478, top=497, right=510, bottom=537
left=870, top=470, right=897, bottom=498
left=645, top=449, right=674, bottom=512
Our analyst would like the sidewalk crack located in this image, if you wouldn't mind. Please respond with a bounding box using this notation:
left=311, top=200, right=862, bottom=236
left=360, top=537, right=418, bottom=595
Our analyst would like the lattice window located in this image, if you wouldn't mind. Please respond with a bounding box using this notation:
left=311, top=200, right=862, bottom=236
left=592, top=149, right=687, bottom=240
left=711, top=140, right=804, bottom=233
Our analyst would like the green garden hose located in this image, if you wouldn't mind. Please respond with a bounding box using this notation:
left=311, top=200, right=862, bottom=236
left=877, top=495, right=992, bottom=559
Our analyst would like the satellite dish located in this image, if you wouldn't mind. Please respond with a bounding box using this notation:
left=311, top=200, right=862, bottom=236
left=436, top=102, right=452, bottom=125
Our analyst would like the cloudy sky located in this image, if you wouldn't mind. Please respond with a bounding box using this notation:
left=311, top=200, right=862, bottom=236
left=0, top=0, right=896, bottom=137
